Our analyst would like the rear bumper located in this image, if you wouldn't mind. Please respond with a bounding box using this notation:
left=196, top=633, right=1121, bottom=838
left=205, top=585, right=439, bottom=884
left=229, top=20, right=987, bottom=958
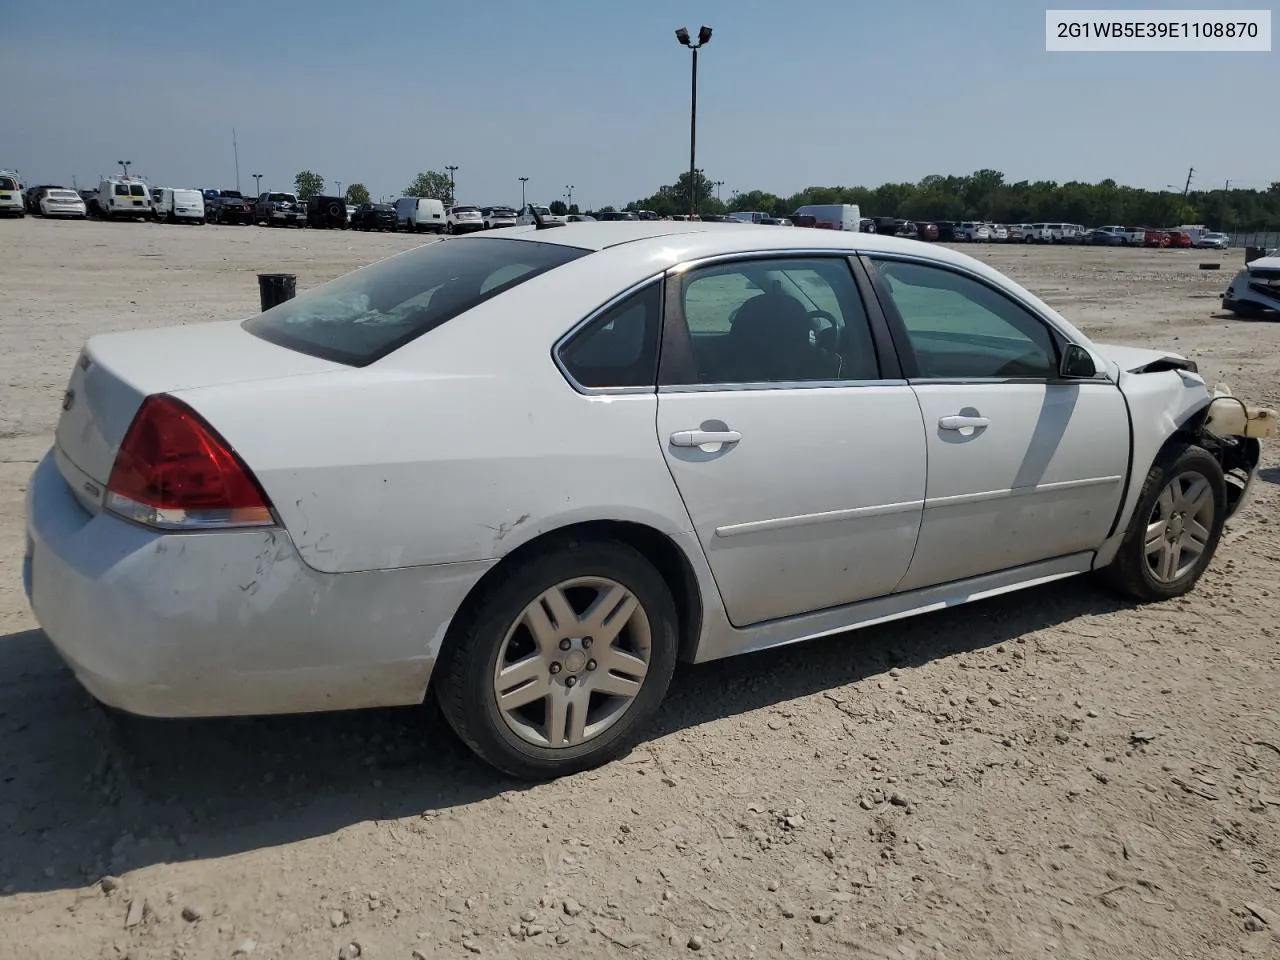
left=24, top=451, right=496, bottom=718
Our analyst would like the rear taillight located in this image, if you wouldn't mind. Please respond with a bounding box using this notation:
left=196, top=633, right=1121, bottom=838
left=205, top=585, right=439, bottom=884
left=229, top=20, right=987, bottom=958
left=105, top=394, right=274, bottom=530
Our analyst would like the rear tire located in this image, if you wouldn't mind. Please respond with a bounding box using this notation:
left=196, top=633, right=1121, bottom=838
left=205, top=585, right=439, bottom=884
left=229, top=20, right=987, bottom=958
left=1098, top=443, right=1226, bottom=602
left=435, top=538, right=679, bottom=780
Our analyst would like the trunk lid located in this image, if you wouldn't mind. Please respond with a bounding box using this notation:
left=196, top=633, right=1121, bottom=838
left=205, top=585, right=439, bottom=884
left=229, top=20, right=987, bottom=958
left=55, top=319, right=342, bottom=486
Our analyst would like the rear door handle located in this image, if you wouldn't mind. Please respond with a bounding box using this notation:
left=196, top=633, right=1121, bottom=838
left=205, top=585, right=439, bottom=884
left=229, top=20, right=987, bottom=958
left=670, top=429, right=742, bottom=447
left=939, top=415, right=990, bottom=430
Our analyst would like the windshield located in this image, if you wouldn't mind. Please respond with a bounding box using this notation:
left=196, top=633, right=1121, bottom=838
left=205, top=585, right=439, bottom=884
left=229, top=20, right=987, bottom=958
left=268, top=192, right=295, bottom=202
left=48, top=190, right=79, bottom=200
left=243, top=237, right=589, bottom=366
left=373, top=204, right=393, bottom=212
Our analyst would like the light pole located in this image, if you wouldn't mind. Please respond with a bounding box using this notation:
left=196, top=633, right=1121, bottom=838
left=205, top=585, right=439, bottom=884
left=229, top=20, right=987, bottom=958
left=713, top=180, right=724, bottom=202
left=335, top=181, right=342, bottom=200
left=446, top=165, right=459, bottom=206
left=117, top=160, right=132, bottom=179
left=565, top=184, right=574, bottom=209
left=674, top=25, right=711, bottom=217
left=252, top=173, right=263, bottom=195
left=519, top=176, right=529, bottom=208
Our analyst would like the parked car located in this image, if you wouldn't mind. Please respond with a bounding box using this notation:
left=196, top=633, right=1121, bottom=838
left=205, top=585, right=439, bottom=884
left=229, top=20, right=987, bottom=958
left=306, top=195, right=349, bottom=230
left=595, top=210, right=639, bottom=221
left=481, top=206, right=519, bottom=229
left=346, top=204, right=358, bottom=223
left=204, top=190, right=254, bottom=225
left=151, top=187, right=205, bottom=224
left=1143, top=229, right=1169, bottom=248
left=931, top=221, right=957, bottom=241
left=987, top=224, right=1009, bottom=242
left=394, top=197, right=446, bottom=233
left=95, top=178, right=152, bottom=220
left=1030, top=223, right=1068, bottom=243
left=26, top=222, right=1273, bottom=780
left=954, top=221, right=991, bottom=242
left=446, top=204, right=485, bottom=234
left=350, top=202, right=397, bottom=231
left=1164, top=230, right=1192, bottom=248
left=791, top=203, right=862, bottom=231
left=0, top=171, right=26, bottom=217
left=566, top=214, right=597, bottom=222
left=1196, top=231, right=1229, bottom=250
left=256, top=191, right=304, bottom=227
left=1223, top=251, right=1280, bottom=317
left=515, top=204, right=566, bottom=227
left=38, top=188, right=87, bottom=219
left=24, top=184, right=65, bottom=214
left=1084, top=227, right=1124, bottom=246
left=1006, top=224, right=1031, bottom=242
left=1115, top=225, right=1146, bottom=246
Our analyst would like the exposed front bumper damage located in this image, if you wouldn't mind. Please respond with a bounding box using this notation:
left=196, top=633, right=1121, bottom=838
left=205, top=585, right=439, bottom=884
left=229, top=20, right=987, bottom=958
left=1223, top=258, right=1280, bottom=318
left=1199, top=384, right=1276, bottom=519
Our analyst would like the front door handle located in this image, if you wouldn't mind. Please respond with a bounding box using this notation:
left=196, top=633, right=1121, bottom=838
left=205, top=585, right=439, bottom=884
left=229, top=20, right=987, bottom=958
left=670, top=429, right=742, bottom=447
left=939, top=415, right=990, bottom=430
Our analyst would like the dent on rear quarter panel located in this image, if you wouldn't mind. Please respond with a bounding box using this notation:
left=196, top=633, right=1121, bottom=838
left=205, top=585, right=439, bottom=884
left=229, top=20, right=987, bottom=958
left=175, top=254, right=698, bottom=575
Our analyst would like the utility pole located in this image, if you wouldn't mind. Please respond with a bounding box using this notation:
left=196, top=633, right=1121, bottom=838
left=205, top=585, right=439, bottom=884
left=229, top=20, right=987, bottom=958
left=232, top=127, right=240, bottom=194
left=1224, top=179, right=1231, bottom=192
left=335, top=181, right=342, bottom=200
left=519, top=176, right=529, bottom=208
left=445, top=165, right=459, bottom=206
left=1182, top=166, right=1194, bottom=197
left=252, top=173, right=263, bottom=196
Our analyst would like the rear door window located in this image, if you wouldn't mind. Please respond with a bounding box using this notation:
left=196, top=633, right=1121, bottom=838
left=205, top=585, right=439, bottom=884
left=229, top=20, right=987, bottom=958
left=114, top=184, right=129, bottom=196
left=243, top=237, right=589, bottom=366
left=130, top=185, right=147, bottom=197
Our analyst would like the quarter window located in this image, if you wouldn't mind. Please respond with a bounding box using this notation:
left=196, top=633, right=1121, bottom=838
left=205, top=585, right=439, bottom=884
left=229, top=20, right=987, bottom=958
left=873, top=259, right=1057, bottom=380
left=670, top=257, right=880, bottom=385
left=558, top=284, right=661, bottom=389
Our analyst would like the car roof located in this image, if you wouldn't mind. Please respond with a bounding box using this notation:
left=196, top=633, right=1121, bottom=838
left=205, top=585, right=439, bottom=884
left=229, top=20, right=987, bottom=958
left=470, top=220, right=970, bottom=261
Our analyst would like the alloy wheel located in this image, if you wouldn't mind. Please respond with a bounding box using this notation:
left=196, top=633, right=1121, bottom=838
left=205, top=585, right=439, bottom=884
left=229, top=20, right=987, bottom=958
left=492, top=577, right=651, bottom=749
left=1145, top=470, right=1215, bottom=583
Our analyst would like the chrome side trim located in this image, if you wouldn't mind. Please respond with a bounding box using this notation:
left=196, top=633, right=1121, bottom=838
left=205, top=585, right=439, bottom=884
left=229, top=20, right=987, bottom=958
left=924, top=475, right=1124, bottom=509
left=909, top=376, right=1114, bottom=386
left=659, top=378, right=909, bottom=394
left=714, top=499, right=924, bottom=538
left=691, top=551, right=1095, bottom=663
left=551, top=274, right=666, bottom=396
left=669, top=247, right=867, bottom=273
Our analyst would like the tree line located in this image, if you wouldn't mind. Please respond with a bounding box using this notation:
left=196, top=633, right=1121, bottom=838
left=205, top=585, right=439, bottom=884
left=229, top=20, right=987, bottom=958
left=615, top=169, right=1280, bottom=230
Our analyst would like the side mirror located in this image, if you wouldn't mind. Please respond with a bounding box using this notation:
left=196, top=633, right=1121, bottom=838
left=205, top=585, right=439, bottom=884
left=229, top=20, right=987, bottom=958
left=1059, top=343, right=1097, bottom=379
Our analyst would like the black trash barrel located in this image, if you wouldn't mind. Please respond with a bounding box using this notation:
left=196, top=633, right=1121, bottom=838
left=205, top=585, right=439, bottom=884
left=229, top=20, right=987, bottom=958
left=257, top=273, right=297, bottom=311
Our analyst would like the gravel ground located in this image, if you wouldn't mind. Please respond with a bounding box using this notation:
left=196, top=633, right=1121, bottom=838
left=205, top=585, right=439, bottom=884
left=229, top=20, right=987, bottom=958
left=1, top=219, right=1278, bottom=960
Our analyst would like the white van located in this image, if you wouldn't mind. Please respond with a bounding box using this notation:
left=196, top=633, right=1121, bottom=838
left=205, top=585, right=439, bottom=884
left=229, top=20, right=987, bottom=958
left=394, top=197, right=446, bottom=233
left=152, top=187, right=205, bottom=224
left=790, top=203, right=862, bottom=231
left=97, top=178, right=152, bottom=220
left=0, top=170, right=23, bottom=217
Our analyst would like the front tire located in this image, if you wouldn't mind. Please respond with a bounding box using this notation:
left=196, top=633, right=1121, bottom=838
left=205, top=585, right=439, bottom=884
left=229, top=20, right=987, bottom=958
left=435, top=538, right=679, bottom=780
left=1099, top=443, right=1226, bottom=602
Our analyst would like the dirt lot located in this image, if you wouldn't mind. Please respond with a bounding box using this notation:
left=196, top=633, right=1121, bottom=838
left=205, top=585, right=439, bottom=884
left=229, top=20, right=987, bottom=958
left=1, top=219, right=1278, bottom=960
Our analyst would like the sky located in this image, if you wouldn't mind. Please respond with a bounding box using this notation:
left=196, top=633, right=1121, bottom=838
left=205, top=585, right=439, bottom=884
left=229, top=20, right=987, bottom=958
left=1, top=0, right=1275, bottom=209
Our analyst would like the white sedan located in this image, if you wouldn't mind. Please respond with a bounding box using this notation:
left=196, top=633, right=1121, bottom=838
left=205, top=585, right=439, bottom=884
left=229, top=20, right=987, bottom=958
left=24, top=222, right=1274, bottom=778
left=39, top=188, right=87, bottom=218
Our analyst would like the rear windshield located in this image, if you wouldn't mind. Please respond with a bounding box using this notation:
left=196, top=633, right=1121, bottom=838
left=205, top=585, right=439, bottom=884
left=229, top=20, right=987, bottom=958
left=243, top=237, right=589, bottom=367
left=48, top=190, right=79, bottom=200
left=0, top=177, right=17, bottom=190
left=453, top=205, right=479, bottom=213
left=113, top=184, right=129, bottom=196
left=268, top=192, right=295, bottom=202
left=492, top=208, right=516, bottom=216
left=130, top=184, right=147, bottom=196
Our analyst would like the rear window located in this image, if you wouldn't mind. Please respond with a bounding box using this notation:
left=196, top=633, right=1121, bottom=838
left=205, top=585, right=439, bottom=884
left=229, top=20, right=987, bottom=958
left=453, top=205, right=479, bottom=213
left=268, top=192, right=294, bottom=202
left=0, top=177, right=17, bottom=190
left=130, top=184, right=147, bottom=197
left=243, top=237, right=589, bottom=367
left=113, top=184, right=129, bottom=196
left=373, top=203, right=393, bottom=212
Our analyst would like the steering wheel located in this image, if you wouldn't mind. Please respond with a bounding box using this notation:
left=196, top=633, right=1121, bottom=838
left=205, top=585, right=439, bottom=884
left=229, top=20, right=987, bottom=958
left=805, top=309, right=839, bottom=329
